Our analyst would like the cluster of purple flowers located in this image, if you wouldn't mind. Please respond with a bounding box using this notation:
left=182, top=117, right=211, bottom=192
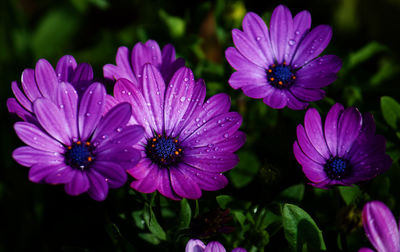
left=6, top=4, right=394, bottom=251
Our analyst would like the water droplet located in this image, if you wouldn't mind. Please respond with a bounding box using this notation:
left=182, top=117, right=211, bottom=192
left=288, top=39, right=296, bottom=46
left=180, top=97, right=186, bottom=102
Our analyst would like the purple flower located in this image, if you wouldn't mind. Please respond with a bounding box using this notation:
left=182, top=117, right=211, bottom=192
left=359, top=201, right=400, bottom=252
left=7, top=55, right=94, bottom=122
left=185, top=239, right=247, bottom=252
left=110, top=64, right=245, bottom=200
left=225, top=5, right=342, bottom=109
left=103, top=40, right=185, bottom=85
left=12, top=82, right=144, bottom=201
left=293, top=103, right=391, bottom=188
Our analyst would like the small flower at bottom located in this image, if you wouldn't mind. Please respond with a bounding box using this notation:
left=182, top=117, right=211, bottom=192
left=12, top=82, right=144, bottom=201
left=185, top=239, right=246, bottom=252
left=360, top=201, right=400, bottom=252
left=225, top=5, right=342, bottom=109
left=109, top=64, right=245, bottom=200
left=293, top=103, right=391, bottom=188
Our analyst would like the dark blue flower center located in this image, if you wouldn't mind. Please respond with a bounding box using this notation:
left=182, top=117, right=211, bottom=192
left=324, top=157, right=350, bottom=180
left=145, top=134, right=183, bottom=168
left=65, top=141, right=94, bottom=170
left=267, top=63, right=296, bottom=88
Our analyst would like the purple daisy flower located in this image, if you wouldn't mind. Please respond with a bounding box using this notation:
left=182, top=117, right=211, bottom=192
left=7, top=55, right=94, bottom=122
left=293, top=103, right=391, bottom=188
left=111, top=64, right=245, bottom=200
left=359, top=201, right=400, bottom=252
left=185, top=239, right=247, bottom=252
left=103, top=40, right=185, bottom=86
left=12, top=82, right=144, bottom=201
left=225, top=5, right=342, bottom=109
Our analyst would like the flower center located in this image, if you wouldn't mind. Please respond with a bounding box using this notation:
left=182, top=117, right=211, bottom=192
left=324, top=157, right=350, bottom=180
left=145, top=134, right=183, bottom=168
left=65, top=141, right=94, bottom=170
left=267, top=63, right=296, bottom=88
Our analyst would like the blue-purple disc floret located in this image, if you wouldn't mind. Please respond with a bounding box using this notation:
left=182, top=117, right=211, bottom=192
left=225, top=5, right=342, bottom=109
left=293, top=103, right=392, bottom=188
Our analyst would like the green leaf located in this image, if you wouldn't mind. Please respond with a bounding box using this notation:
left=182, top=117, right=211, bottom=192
left=229, top=151, right=260, bottom=188
left=381, top=96, right=400, bottom=129
left=338, top=185, right=361, bottom=205
left=143, top=205, right=166, bottom=240
left=216, top=195, right=233, bottom=209
left=282, top=204, right=326, bottom=251
left=278, top=184, right=305, bottom=202
left=348, top=42, right=387, bottom=69
left=179, top=199, right=192, bottom=228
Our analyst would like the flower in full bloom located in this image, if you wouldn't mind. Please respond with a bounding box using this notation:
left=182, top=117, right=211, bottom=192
left=12, top=82, right=144, bottom=201
left=185, top=239, right=246, bottom=252
left=293, top=103, right=391, bottom=188
left=359, top=201, right=400, bottom=252
left=103, top=40, right=185, bottom=85
left=7, top=55, right=94, bottom=122
left=111, top=64, right=245, bottom=200
left=225, top=5, right=342, bottom=109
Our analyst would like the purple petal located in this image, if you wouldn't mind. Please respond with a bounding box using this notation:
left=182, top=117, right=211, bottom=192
left=290, top=86, right=325, bottom=102
left=270, top=5, right=294, bottom=63
left=296, top=125, right=326, bottom=164
left=35, top=59, right=58, bottom=101
left=56, top=82, right=78, bottom=141
left=131, top=40, right=162, bottom=78
left=14, top=122, right=64, bottom=153
left=293, top=141, right=327, bottom=183
left=33, top=98, right=71, bottom=145
left=337, top=107, right=362, bottom=157
left=286, top=10, right=311, bottom=63
left=21, top=69, right=41, bottom=102
left=141, top=64, right=165, bottom=133
left=295, top=55, right=342, bottom=88
left=291, top=25, right=332, bottom=67
left=164, top=67, right=195, bottom=135
left=232, top=29, right=268, bottom=67
left=92, top=102, right=132, bottom=143
left=262, top=88, right=288, bottom=109
left=179, top=163, right=228, bottom=191
left=91, top=160, right=127, bottom=189
left=129, top=163, right=160, bottom=193
left=304, top=108, right=331, bottom=159
left=186, top=239, right=206, bottom=252
left=362, top=201, right=400, bottom=252
left=182, top=151, right=239, bottom=173
left=12, top=81, right=32, bottom=112
left=64, top=170, right=90, bottom=196
left=170, top=166, right=202, bottom=199
left=87, top=169, right=109, bottom=201
left=157, top=168, right=181, bottom=200
left=184, top=112, right=242, bottom=147
left=242, top=12, right=275, bottom=65
left=12, top=146, right=63, bottom=167
left=56, top=55, right=77, bottom=82
left=204, top=241, right=226, bottom=252
left=78, top=82, right=106, bottom=141
left=324, top=103, right=344, bottom=157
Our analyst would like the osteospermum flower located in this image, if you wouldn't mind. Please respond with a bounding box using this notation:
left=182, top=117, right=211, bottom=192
left=7, top=55, right=94, bottom=121
left=185, top=239, right=246, bottom=252
left=103, top=40, right=185, bottom=86
left=359, top=201, right=400, bottom=252
left=12, top=82, right=144, bottom=201
left=225, top=5, right=342, bottom=109
left=293, top=103, right=391, bottom=188
left=111, top=64, right=245, bottom=200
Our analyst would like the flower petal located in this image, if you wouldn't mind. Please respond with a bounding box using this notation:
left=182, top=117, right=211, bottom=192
left=78, top=82, right=106, bottom=141
left=35, top=58, right=58, bottom=101
left=362, top=201, right=400, bottom=252
left=270, top=5, right=294, bottom=63
left=324, top=103, right=344, bottom=157
left=56, top=55, right=77, bottom=82
left=170, top=166, right=202, bottom=199
left=33, top=98, right=71, bottom=145
left=291, top=25, right=332, bottom=67
left=14, top=121, right=64, bottom=153
left=64, top=170, right=90, bottom=196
